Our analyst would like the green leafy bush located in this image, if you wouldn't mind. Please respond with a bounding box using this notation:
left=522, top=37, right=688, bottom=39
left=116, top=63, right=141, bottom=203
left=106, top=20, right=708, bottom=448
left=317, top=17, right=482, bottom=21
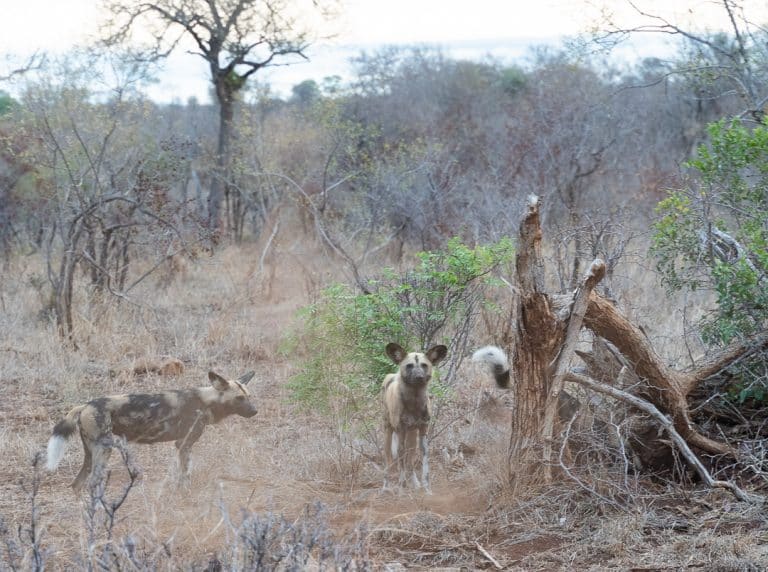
left=652, top=118, right=768, bottom=403
left=286, top=237, right=513, bottom=421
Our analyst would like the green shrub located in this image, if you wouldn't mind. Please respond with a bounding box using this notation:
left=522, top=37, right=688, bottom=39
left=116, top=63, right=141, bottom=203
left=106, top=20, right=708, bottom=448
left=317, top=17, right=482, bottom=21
left=652, top=118, right=768, bottom=404
left=286, top=237, right=513, bottom=423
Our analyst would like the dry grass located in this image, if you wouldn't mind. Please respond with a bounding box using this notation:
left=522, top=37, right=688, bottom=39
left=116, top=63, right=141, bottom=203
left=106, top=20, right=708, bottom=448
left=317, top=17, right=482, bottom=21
left=1, top=225, right=766, bottom=570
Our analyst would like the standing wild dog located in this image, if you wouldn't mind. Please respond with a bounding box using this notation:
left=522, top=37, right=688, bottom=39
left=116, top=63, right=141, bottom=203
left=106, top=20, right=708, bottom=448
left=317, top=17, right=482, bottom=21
left=382, top=342, right=448, bottom=493
left=46, top=370, right=257, bottom=491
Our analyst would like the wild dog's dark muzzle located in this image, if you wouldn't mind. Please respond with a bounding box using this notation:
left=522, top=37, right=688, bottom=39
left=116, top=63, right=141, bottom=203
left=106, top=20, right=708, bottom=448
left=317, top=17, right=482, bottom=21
left=403, top=363, right=429, bottom=385
left=238, top=403, right=258, bottom=417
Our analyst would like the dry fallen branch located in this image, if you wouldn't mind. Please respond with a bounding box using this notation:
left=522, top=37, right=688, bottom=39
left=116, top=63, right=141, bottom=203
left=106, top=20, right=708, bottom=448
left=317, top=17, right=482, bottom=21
left=475, top=541, right=503, bottom=570
left=565, top=370, right=763, bottom=505
left=542, top=258, right=606, bottom=482
left=582, top=292, right=737, bottom=457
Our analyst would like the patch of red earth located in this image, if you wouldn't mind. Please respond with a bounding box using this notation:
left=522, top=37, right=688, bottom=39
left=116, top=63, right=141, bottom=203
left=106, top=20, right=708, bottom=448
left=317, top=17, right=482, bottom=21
left=494, top=533, right=567, bottom=564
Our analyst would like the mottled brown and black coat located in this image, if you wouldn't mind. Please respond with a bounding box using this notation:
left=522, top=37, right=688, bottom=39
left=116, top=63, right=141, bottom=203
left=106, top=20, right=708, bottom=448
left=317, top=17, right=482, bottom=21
left=46, top=371, right=257, bottom=491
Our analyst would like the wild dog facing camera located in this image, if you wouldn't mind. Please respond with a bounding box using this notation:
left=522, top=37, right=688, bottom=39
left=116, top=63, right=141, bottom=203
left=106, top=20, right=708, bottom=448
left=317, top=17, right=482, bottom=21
left=381, top=342, right=448, bottom=494
left=385, top=342, right=447, bottom=386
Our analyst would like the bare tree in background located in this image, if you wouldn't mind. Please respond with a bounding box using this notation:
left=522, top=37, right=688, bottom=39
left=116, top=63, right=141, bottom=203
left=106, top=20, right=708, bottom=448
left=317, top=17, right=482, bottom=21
left=1, top=53, right=45, bottom=82
left=595, top=0, right=768, bottom=123
left=512, top=56, right=619, bottom=289
left=18, top=51, right=190, bottom=345
left=102, top=0, right=337, bottom=238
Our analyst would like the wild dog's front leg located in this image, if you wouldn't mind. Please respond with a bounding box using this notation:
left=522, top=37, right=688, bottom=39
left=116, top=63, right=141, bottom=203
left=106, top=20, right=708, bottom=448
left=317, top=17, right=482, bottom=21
left=383, top=424, right=395, bottom=491
left=418, top=425, right=431, bottom=494
left=404, top=431, right=421, bottom=489
left=396, top=428, right=409, bottom=488
left=175, top=415, right=205, bottom=486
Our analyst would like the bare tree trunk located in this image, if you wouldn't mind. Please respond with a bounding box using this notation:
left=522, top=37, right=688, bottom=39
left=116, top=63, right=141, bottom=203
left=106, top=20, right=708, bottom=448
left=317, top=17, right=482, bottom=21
left=508, top=196, right=565, bottom=487
left=541, top=259, right=605, bottom=482
left=209, top=83, right=235, bottom=239
left=54, top=221, right=85, bottom=347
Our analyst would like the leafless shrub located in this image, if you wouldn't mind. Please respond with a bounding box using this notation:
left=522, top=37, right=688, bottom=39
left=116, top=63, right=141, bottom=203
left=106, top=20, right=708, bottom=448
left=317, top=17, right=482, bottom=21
left=13, top=50, right=200, bottom=346
left=0, top=453, right=49, bottom=571
left=219, top=502, right=370, bottom=571
left=0, top=515, right=22, bottom=571
left=557, top=412, right=641, bottom=510
left=549, top=207, right=644, bottom=298
left=81, top=437, right=142, bottom=571
left=5, top=442, right=371, bottom=570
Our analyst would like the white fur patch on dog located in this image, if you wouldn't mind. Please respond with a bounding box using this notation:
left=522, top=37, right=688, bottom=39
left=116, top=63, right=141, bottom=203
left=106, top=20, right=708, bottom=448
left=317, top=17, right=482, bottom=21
left=46, top=435, right=68, bottom=471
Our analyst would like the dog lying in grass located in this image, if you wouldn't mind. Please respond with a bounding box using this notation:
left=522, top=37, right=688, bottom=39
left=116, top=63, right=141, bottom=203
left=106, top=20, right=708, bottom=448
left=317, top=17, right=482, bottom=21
left=46, top=370, right=257, bottom=491
left=381, top=342, right=447, bottom=494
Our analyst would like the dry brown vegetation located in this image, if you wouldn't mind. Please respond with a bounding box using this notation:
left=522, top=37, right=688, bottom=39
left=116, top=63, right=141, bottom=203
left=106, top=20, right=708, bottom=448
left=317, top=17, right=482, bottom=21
left=1, top=212, right=766, bottom=571
left=2, top=3, right=768, bottom=567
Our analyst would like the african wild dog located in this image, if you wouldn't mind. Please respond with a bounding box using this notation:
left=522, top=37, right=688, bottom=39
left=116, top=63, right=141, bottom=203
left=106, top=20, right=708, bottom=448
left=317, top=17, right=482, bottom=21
left=46, top=370, right=257, bottom=491
left=381, top=342, right=448, bottom=493
left=472, top=345, right=581, bottom=420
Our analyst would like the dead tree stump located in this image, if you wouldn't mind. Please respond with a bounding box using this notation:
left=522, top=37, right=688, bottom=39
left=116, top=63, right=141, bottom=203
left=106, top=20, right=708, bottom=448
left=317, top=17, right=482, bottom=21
left=505, top=195, right=762, bottom=491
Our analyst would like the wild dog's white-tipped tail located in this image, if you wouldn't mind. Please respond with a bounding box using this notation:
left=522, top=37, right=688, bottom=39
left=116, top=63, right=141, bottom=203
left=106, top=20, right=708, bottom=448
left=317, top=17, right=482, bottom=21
left=46, top=404, right=84, bottom=471
left=472, top=345, right=512, bottom=388
left=46, top=435, right=68, bottom=471
left=472, top=345, right=509, bottom=368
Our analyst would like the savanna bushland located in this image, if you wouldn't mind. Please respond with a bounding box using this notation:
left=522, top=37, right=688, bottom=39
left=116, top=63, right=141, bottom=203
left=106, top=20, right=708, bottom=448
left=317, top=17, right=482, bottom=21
left=1, top=1, right=767, bottom=569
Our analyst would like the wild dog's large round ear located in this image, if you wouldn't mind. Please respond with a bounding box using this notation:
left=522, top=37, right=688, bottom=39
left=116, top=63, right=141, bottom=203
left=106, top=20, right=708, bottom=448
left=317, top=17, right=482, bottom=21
left=385, top=342, right=406, bottom=364
left=208, top=371, right=229, bottom=391
left=238, top=371, right=255, bottom=385
left=426, top=345, right=448, bottom=365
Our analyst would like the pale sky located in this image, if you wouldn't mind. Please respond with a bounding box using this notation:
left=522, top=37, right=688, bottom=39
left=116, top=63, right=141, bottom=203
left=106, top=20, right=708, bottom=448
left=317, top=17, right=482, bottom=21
left=0, top=0, right=761, bottom=102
